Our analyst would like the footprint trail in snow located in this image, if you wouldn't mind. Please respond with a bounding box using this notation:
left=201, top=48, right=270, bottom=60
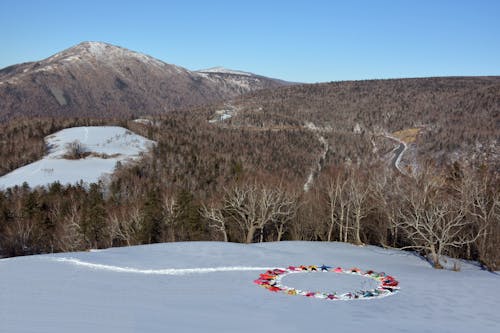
left=54, top=257, right=276, bottom=275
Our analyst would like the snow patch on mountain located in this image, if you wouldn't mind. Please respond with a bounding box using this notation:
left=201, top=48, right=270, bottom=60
left=0, top=126, right=155, bottom=189
left=86, top=41, right=107, bottom=56
left=197, top=66, right=253, bottom=76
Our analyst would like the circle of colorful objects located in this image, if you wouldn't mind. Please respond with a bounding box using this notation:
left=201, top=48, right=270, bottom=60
left=254, top=265, right=399, bottom=301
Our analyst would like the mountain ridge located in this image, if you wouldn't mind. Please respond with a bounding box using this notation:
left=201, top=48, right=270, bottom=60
left=0, top=41, right=290, bottom=122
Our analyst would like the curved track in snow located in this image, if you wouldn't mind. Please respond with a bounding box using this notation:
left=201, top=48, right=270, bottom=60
left=54, top=257, right=276, bottom=275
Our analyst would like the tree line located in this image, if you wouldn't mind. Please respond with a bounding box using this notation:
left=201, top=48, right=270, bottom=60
left=0, top=161, right=497, bottom=270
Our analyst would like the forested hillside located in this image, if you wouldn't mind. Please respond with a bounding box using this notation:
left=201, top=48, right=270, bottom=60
left=228, top=76, right=500, bottom=169
left=0, top=76, right=498, bottom=270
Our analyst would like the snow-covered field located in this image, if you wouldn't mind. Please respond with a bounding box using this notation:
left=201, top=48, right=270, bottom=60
left=1, top=241, right=498, bottom=332
left=0, top=126, right=154, bottom=189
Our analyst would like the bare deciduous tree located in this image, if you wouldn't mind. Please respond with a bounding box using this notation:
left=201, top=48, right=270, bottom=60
left=369, top=170, right=400, bottom=247
left=108, top=205, right=144, bottom=246
left=324, top=171, right=349, bottom=242
left=5, top=218, right=37, bottom=255
left=64, top=140, right=87, bottom=159
left=396, top=169, right=484, bottom=268
left=348, top=170, right=371, bottom=245
left=162, top=194, right=179, bottom=242
left=223, top=184, right=297, bottom=243
left=456, top=169, right=500, bottom=268
left=54, top=203, right=84, bottom=252
left=201, top=204, right=228, bottom=242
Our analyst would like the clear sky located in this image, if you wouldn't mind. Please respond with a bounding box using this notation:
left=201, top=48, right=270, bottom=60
left=1, top=0, right=499, bottom=82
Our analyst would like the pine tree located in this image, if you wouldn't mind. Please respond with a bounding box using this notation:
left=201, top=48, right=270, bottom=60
left=82, top=183, right=107, bottom=248
left=142, top=188, right=164, bottom=243
left=174, top=189, right=205, bottom=241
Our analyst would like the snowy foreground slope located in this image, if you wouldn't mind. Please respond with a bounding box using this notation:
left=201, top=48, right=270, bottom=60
left=1, top=242, right=499, bottom=333
left=0, top=126, right=154, bottom=189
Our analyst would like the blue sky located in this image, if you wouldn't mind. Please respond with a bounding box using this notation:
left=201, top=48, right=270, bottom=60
left=1, top=0, right=499, bottom=82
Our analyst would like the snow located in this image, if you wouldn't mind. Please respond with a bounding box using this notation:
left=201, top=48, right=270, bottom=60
left=86, top=41, right=107, bottom=57
left=131, top=51, right=170, bottom=69
left=195, top=72, right=211, bottom=79
left=224, top=75, right=252, bottom=90
left=41, top=42, right=181, bottom=75
left=75, top=41, right=182, bottom=73
left=34, top=65, right=57, bottom=72
left=197, top=66, right=253, bottom=76
left=208, top=113, right=232, bottom=123
left=0, top=126, right=155, bottom=189
left=281, top=269, right=379, bottom=293
left=133, top=118, right=154, bottom=125
left=209, top=109, right=234, bottom=123
left=54, top=257, right=272, bottom=275
left=61, top=55, right=81, bottom=63
left=196, top=67, right=260, bottom=91
left=0, top=241, right=498, bottom=332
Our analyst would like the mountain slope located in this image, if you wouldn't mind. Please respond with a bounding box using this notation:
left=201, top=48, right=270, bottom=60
left=0, top=126, right=154, bottom=189
left=0, top=42, right=289, bottom=122
left=223, top=76, right=500, bottom=168
left=196, top=66, right=291, bottom=91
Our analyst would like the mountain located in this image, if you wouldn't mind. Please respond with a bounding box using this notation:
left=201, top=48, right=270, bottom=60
left=0, top=42, right=290, bottom=122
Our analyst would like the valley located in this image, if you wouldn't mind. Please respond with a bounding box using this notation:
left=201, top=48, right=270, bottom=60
left=0, top=43, right=498, bottom=272
left=1, top=2, right=499, bottom=333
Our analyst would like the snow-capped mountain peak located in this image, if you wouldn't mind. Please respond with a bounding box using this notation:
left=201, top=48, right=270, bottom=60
left=45, top=41, right=179, bottom=71
left=0, top=42, right=291, bottom=122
